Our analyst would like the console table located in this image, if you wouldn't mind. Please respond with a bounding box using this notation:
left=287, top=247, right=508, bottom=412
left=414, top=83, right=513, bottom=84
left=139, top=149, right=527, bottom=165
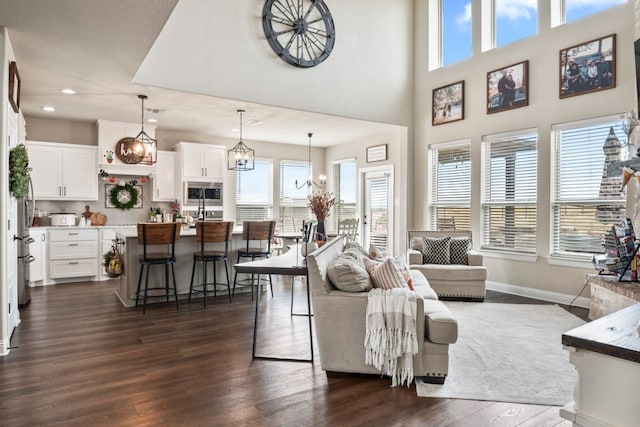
left=561, top=303, right=640, bottom=427
left=585, top=274, right=640, bottom=320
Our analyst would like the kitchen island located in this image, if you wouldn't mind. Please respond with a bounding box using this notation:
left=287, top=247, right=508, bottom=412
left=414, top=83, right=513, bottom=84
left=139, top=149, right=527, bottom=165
left=114, top=226, right=284, bottom=307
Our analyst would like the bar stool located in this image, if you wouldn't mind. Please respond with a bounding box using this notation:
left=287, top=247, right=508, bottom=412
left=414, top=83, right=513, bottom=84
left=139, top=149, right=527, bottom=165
left=135, top=222, right=181, bottom=314
left=233, top=220, right=276, bottom=300
left=189, top=220, right=234, bottom=306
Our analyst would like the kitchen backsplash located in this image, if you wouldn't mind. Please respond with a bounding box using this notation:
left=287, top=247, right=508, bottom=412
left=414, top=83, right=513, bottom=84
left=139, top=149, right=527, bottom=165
left=34, top=178, right=174, bottom=226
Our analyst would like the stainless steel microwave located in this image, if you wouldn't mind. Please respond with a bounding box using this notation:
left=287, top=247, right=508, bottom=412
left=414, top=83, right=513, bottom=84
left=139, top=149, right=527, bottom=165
left=185, top=182, right=222, bottom=205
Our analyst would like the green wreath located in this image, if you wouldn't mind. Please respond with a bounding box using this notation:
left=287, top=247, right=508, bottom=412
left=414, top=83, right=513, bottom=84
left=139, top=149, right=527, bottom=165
left=109, top=183, right=139, bottom=210
left=9, top=144, right=32, bottom=200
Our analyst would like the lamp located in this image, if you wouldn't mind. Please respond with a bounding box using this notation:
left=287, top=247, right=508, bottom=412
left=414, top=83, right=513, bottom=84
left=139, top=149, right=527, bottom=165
left=133, top=94, right=157, bottom=165
left=295, top=132, right=326, bottom=189
left=227, top=109, right=255, bottom=171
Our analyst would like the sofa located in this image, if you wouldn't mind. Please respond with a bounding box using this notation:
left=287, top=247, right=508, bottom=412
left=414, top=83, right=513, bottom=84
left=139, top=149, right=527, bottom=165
left=306, top=236, right=458, bottom=384
left=407, top=230, right=487, bottom=301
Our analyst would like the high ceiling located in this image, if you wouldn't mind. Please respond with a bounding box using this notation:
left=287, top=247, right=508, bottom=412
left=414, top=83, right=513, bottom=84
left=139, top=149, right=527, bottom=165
left=0, top=0, right=397, bottom=147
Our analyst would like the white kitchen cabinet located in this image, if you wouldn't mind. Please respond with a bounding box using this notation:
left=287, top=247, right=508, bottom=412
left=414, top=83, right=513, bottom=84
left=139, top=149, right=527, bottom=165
left=27, top=141, right=98, bottom=201
left=48, top=228, right=98, bottom=280
left=153, top=151, right=177, bottom=201
left=176, top=142, right=225, bottom=182
left=27, top=228, right=48, bottom=285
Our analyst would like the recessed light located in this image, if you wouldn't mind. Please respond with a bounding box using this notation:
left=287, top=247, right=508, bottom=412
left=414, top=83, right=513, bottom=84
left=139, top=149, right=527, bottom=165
left=147, top=118, right=158, bottom=123
left=231, top=128, right=239, bottom=132
left=60, top=88, right=75, bottom=95
left=42, top=106, right=56, bottom=112
left=245, top=119, right=262, bottom=126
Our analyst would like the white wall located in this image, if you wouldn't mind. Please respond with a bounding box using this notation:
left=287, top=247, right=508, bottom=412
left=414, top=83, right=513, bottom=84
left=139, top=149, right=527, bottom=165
left=413, top=1, right=636, bottom=299
left=134, top=0, right=414, bottom=126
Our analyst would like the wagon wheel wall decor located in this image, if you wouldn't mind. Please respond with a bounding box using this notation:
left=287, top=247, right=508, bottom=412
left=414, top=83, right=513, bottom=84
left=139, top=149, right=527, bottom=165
left=262, top=0, right=335, bottom=68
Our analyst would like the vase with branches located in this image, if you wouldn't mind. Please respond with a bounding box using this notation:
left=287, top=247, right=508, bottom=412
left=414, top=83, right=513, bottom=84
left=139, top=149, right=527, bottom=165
left=307, top=190, right=336, bottom=242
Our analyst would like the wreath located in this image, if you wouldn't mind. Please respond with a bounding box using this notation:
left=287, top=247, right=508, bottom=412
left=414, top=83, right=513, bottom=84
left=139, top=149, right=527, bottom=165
left=9, top=144, right=31, bottom=200
left=109, top=183, right=139, bottom=210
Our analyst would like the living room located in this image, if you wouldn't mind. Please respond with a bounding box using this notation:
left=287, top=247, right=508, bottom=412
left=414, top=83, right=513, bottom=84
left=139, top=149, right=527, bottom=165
left=0, top=0, right=638, bottom=425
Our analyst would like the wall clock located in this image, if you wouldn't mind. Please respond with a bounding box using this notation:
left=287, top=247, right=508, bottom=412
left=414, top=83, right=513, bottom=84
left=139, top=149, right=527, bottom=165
left=262, top=0, right=335, bottom=68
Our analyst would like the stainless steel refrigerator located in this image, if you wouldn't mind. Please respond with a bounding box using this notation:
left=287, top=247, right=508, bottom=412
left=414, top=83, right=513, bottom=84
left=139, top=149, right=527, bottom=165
left=16, top=178, right=35, bottom=307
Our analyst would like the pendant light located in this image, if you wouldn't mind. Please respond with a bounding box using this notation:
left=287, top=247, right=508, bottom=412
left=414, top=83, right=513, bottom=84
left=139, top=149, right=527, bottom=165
left=295, top=132, right=326, bottom=189
left=227, top=109, right=255, bottom=171
left=133, top=94, right=157, bottom=165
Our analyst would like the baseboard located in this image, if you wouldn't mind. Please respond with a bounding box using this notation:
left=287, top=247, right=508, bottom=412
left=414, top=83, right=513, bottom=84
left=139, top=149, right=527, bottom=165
left=487, top=281, right=590, bottom=309
left=0, top=338, right=10, bottom=356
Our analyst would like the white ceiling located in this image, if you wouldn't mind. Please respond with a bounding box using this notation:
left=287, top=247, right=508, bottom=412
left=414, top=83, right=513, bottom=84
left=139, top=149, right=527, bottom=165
left=0, top=0, right=398, bottom=147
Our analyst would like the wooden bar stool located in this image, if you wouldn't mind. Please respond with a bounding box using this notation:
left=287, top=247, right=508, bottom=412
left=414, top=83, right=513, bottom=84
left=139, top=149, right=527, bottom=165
left=189, top=221, right=234, bottom=306
left=233, top=220, right=276, bottom=300
left=135, top=222, right=181, bottom=314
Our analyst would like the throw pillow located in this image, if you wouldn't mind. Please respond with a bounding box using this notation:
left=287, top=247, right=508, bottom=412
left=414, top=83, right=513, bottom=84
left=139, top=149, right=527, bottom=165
left=421, top=236, right=451, bottom=265
left=345, top=241, right=370, bottom=259
left=369, top=244, right=389, bottom=260
left=449, top=236, right=472, bottom=265
left=391, top=256, right=415, bottom=291
left=363, top=257, right=407, bottom=289
left=327, top=254, right=373, bottom=292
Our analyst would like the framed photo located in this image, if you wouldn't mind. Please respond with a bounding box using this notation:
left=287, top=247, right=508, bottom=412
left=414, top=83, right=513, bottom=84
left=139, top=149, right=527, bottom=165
left=559, top=34, right=615, bottom=99
left=432, top=80, right=464, bottom=126
left=487, top=60, right=529, bottom=114
left=8, top=61, right=20, bottom=113
left=366, top=144, right=387, bottom=163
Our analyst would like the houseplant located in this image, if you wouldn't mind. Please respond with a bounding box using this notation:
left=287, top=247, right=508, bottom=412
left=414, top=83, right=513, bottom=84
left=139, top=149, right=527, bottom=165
left=9, top=144, right=31, bottom=200
left=307, top=190, right=336, bottom=242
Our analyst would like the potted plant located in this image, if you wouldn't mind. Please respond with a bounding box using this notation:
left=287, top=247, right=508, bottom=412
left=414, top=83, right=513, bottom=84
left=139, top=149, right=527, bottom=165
left=102, top=243, right=123, bottom=278
left=307, top=190, right=336, bottom=243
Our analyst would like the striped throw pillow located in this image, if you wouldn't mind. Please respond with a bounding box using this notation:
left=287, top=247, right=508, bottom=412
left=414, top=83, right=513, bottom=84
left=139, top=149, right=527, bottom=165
left=363, top=257, right=407, bottom=289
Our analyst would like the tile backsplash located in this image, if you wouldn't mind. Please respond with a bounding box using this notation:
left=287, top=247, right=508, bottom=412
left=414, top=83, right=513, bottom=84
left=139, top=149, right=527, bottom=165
left=34, top=179, right=174, bottom=226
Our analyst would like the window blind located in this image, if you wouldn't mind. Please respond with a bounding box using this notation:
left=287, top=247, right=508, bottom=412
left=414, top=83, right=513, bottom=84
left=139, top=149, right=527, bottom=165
left=279, top=161, right=310, bottom=232
left=482, top=132, right=537, bottom=253
left=552, top=118, right=627, bottom=256
left=367, top=174, right=389, bottom=250
left=236, top=159, right=272, bottom=223
left=430, top=142, right=471, bottom=231
left=333, top=159, right=357, bottom=231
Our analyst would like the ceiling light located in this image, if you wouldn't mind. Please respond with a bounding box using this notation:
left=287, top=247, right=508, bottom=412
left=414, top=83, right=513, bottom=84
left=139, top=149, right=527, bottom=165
left=147, top=118, right=158, bottom=123
left=227, top=109, right=255, bottom=171
left=42, top=106, right=55, bottom=112
left=60, top=88, right=75, bottom=94
left=295, top=132, right=326, bottom=190
left=130, top=94, right=156, bottom=165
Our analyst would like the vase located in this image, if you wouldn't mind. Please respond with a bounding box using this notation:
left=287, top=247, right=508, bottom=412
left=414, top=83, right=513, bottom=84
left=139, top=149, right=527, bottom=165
left=316, top=221, right=326, bottom=242
left=106, top=158, right=113, bottom=164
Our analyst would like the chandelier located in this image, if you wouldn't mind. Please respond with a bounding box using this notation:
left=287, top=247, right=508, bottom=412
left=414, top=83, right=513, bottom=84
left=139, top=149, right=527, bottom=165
left=132, top=94, right=157, bottom=165
left=227, top=109, right=255, bottom=171
left=295, top=132, right=326, bottom=189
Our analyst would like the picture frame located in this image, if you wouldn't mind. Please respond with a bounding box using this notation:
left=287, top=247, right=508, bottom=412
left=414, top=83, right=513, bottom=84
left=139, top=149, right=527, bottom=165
left=8, top=61, right=20, bottom=113
left=559, top=34, right=616, bottom=99
left=366, top=144, right=387, bottom=163
left=432, top=80, right=464, bottom=126
left=486, top=60, right=529, bottom=114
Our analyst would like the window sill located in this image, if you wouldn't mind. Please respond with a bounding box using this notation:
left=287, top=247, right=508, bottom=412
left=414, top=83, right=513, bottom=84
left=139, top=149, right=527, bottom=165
left=545, top=255, right=593, bottom=269
left=479, top=250, right=538, bottom=263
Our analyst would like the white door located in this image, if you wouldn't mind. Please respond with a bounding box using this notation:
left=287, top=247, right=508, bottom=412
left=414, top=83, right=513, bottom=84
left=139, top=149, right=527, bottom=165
left=153, top=151, right=176, bottom=201
left=362, top=168, right=393, bottom=253
left=27, top=144, right=63, bottom=199
left=203, top=147, right=224, bottom=181
left=6, top=107, right=20, bottom=341
left=62, top=146, right=98, bottom=200
left=182, top=146, right=204, bottom=179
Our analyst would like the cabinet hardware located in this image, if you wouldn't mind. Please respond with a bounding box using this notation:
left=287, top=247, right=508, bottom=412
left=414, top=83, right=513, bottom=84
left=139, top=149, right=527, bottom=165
left=157, top=189, right=159, bottom=197
left=68, top=232, right=78, bottom=235
left=68, top=243, right=79, bottom=246
left=63, top=186, right=66, bottom=196
left=69, top=261, right=78, bottom=265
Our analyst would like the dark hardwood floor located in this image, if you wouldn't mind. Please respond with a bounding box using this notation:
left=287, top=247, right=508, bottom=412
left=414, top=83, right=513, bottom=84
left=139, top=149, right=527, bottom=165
left=1, top=278, right=586, bottom=426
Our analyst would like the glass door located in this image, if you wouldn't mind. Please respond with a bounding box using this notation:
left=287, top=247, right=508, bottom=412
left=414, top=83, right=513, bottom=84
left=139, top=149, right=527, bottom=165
left=362, top=169, right=392, bottom=252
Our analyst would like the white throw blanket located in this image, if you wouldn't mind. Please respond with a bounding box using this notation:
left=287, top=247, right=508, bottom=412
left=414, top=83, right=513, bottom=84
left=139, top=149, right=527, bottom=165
left=364, top=288, right=418, bottom=387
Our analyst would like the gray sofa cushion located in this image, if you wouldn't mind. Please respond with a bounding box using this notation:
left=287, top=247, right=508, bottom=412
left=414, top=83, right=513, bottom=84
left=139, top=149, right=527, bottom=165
left=411, top=263, right=487, bottom=281
left=423, top=299, right=458, bottom=344
left=410, top=270, right=438, bottom=300
left=327, top=250, right=373, bottom=292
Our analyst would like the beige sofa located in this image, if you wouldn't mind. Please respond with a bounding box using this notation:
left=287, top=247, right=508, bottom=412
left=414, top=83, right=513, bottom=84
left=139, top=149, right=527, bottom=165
left=407, top=230, right=487, bottom=301
left=306, top=236, right=458, bottom=384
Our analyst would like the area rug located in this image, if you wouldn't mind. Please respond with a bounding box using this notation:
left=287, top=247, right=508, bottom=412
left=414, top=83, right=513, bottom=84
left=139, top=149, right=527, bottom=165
left=415, top=302, right=585, bottom=405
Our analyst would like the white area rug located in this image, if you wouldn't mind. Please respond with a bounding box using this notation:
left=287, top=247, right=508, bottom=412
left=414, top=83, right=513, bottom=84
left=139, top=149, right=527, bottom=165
left=415, top=303, right=585, bottom=405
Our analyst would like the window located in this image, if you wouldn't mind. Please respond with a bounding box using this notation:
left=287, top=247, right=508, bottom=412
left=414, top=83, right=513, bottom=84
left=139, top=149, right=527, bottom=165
left=442, top=1, right=472, bottom=66
left=495, top=0, right=537, bottom=48
left=565, top=0, right=626, bottom=24
left=429, top=141, right=471, bottom=231
left=332, top=159, right=357, bottom=231
left=552, top=117, right=627, bottom=258
left=236, top=159, right=273, bottom=223
left=279, top=161, right=311, bottom=232
left=482, top=131, right=538, bottom=253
